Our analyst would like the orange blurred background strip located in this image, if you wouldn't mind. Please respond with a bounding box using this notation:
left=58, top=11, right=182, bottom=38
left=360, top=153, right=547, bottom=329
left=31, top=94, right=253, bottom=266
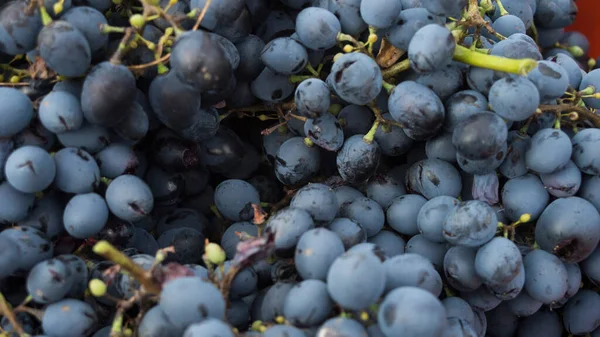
left=566, top=0, right=599, bottom=58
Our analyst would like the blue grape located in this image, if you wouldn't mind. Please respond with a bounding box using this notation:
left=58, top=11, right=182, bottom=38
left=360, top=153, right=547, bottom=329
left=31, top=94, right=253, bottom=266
left=42, top=299, right=97, bottom=337
left=0, top=182, right=35, bottom=223
left=517, top=308, right=563, bottom=337
left=81, top=62, right=137, bottom=127
left=360, top=0, right=402, bottom=29
left=442, top=297, right=475, bottom=327
left=260, top=282, right=295, bottom=322
left=339, top=197, right=384, bottom=237
left=283, top=280, right=333, bottom=326
left=443, top=317, right=478, bottom=337
left=547, top=53, right=582, bottom=89
left=304, top=113, right=344, bottom=151
left=38, top=91, right=84, bottom=134
left=295, top=7, right=341, bottom=50
left=105, top=174, right=154, bottom=222
left=183, top=319, right=234, bottom=337
left=581, top=245, right=600, bottom=286
left=485, top=303, right=519, bottom=337
left=501, top=174, right=549, bottom=221
left=333, top=185, right=363, bottom=209
left=457, top=142, right=508, bottom=175
left=571, top=128, right=600, bottom=175
left=0, top=138, right=13, bottom=181
left=523, top=249, right=569, bottom=304
left=406, top=159, right=462, bottom=199
left=426, top=132, right=457, bottom=163
left=221, top=221, right=258, bottom=259
left=291, top=183, right=338, bottom=223
left=534, top=0, right=577, bottom=29
left=188, top=0, right=245, bottom=30
left=527, top=60, right=570, bottom=101
left=38, top=21, right=91, bottom=77
left=488, top=77, right=540, bottom=121
left=295, top=78, right=331, bottom=118
left=384, top=253, right=443, bottom=296
left=4, top=145, right=55, bottom=193
left=295, top=228, right=344, bottom=281
left=474, top=237, right=522, bottom=288
left=579, top=175, right=600, bottom=214
left=367, top=230, right=406, bottom=257
left=405, top=234, right=447, bottom=271
left=214, top=261, right=257, bottom=299
left=492, top=15, right=526, bottom=38
left=337, top=105, right=374, bottom=138
left=317, top=317, right=368, bottom=337
left=444, top=90, right=488, bottom=132
left=387, top=194, right=427, bottom=236
left=374, top=113, right=414, bottom=157
left=409, top=63, right=464, bottom=102
left=26, top=258, right=73, bottom=304
left=159, top=277, right=225, bottom=329
left=326, top=251, right=385, bottom=310
left=442, top=200, right=497, bottom=247
left=95, top=144, right=138, bottom=179
left=0, top=226, right=52, bottom=273
left=506, top=291, right=543, bottom=317
left=378, top=286, right=447, bottom=337
left=61, top=6, right=108, bottom=53
left=0, top=87, right=34, bottom=137
left=498, top=131, right=531, bottom=179
left=452, top=112, right=508, bottom=160
left=408, top=24, right=455, bottom=73
left=113, top=102, right=149, bottom=143
left=460, top=287, right=502, bottom=312
left=63, top=193, right=108, bottom=239
left=251, top=68, right=294, bottom=103
left=226, top=300, right=249, bottom=330
left=214, top=179, right=260, bottom=222
left=540, top=160, right=581, bottom=197
left=329, top=52, right=383, bottom=105
left=55, top=254, right=88, bottom=298
left=260, top=37, right=307, bottom=75
left=336, top=135, right=380, bottom=184
left=137, top=305, right=182, bottom=337
left=388, top=81, right=445, bottom=141
left=385, top=8, right=443, bottom=50
left=157, top=228, right=205, bottom=265
left=526, top=128, right=572, bottom=174
left=0, top=235, right=21, bottom=278
left=327, top=217, right=366, bottom=250
left=491, top=34, right=542, bottom=61
left=535, top=197, right=600, bottom=263
left=265, top=207, right=315, bottom=258
left=198, top=126, right=244, bottom=173
left=56, top=122, right=110, bottom=154
left=234, top=34, right=265, bottom=81
left=417, top=196, right=459, bottom=243
left=0, top=1, right=42, bottom=55
left=366, top=174, right=406, bottom=209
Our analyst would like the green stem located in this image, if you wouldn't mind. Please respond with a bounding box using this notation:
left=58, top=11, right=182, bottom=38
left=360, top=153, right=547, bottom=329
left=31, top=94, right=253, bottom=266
left=289, top=75, right=313, bottom=83
left=381, top=58, right=411, bottom=79
left=110, top=311, right=123, bottom=337
left=382, top=81, right=395, bottom=95
left=453, top=44, right=537, bottom=74
left=100, top=24, right=127, bottom=34
left=305, top=63, right=319, bottom=77
left=0, top=292, right=25, bottom=335
left=363, top=120, right=380, bottom=144
left=39, top=6, right=53, bottom=26
left=495, top=0, right=509, bottom=16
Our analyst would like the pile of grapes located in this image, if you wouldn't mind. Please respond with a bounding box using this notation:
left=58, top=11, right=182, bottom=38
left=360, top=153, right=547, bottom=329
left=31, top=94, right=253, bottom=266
left=0, top=0, right=599, bottom=336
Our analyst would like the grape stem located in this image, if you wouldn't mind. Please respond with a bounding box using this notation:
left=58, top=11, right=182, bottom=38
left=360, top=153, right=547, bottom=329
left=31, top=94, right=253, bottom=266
left=538, top=104, right=600, bottom=128
left=0, top=292, right=25, bottom=335
left=92, top=240, right=161, bottom=295
left=192, top=0, right=212, bottom=31
left=381, top=58, right=410, bottom=80
left=453, top=45, right=537, bottom=74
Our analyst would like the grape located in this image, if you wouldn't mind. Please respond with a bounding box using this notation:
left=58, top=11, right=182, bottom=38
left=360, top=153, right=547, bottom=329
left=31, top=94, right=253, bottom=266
left=214, top=179, right=260, bottom=222
left=4, top=145, right=55, bottom=193
left=38, top=91, right=84, bottom=134
left=157, top=228, right=205, bottom=265
left=418, top=196, right=459, bottom=243
left=442, top=297, right=475, bottom=327
left=506, top=291, right=543, bottom=317
left=0, top=1, right=42, bottom=55
left=498, top=131, right=531, bottom=179
left=374, top=113, right=414, bottom=157
left=485, top=303, right=519, bottom=337
left=488, top=77, right=540, bottom=122
left=406, top=159, right=462, bottom=199
left=405, top=234, right=447, bottom=270
left=38, top=21, right=91, bottom=77
left=283, top=280, right=333, bottom=326
left=260, top=282, right=294, bottom=322
left=329, top=52, right=383, bottom=105
left=234, top=34, right=266, bottom=81
left=492, top=15, right=526, bottom=38
left=408, top=24, right=455, bottom=73
left=547, top=53, right=582, bottom=89
left=337, top=105, right=374, bottom=138
left=263, top=325, right=306, bottom=337
left=366, top=174, right=406, bottom=209
left=0, top=235, right=21, bottom=278
left=113, top=103, right=149, bottom=143
left=81, top=62, right=136, bottom=127
left=220, top=222, right=257, bottom=259
left=387, top=194, right=427, bottom=236
left=317, top=317, right=368, bottom=337
left=326, top=251, right=385, bottom=310
left=367, top=230, right=406, bottom=257
left=295, top=228, right=344, bottom=281
left=26, top=258, right=73, bottom=304
left=0, top=138, right=13, bottom=182
left=95, top=144, right=138, bottom=179
left=327, top=217, right=366, bottom=250
left=333, top=185, right=363, bottom=209
left=378, top=286, right=447, bottom=337
left=295, top=78, right=330, bottom=118
left=534, top=0, right=577, bottom=29
left=426, top=132, right=457, bottom=163
left=183, top=319, right=234, bottom=337
left=491, top=35, right=542, bottom=61
left=452, top=112, right=508, bottom=161
left=105, top=174, right=154, bottom=222
left=56, top=122, right=110, bottom=154
left=61, top=6, right=108, bottom=53
left=295, top=7, right=341, bottom=50
left=251, top=68, right=294, bottom=103
left=304, top=113, right=344, bottom=151
left=501, top=174, right=549, bottom=221
left=42, top=299, right=97, bottom=337
left=290, top=183, right=337, bottom=223
left=0, top=87, right=34, bottom=137
left=55, top=254, right=88, bottom=298
left=384, top=253, right=443, bottom=296
left=359, top=0, right=402, bottom=29
left=198, top=127, right=243, bottom=174
left=571, top=128, right=600, bottom=175
left=63, top=192, right=108, bottom=239
left=0, top=226, right=53, bottom=272
left=137, top=306, right=182, bottom=337
left=460, top=287, right=502, bottom=312
left=562, top=290, right=600, bottom=334
left=388, top=81, right=445, bottom=141
left=0, top=182, right=35, bottom=223
left=442, top=200, right=497, bottom=247
left=474, top=237, right=522, bottom=288
left=385, top=8, right=443, bottom=51
left=336, top=135, right=380, bottom=184
left=260, top=37, right=307, bottom=75
left=457, top=142, right=507, bottom=175
left=517, top=308, right=563, bottom=337
left=444, top=90, right=488, bottom=132
left=524, top=128, right=572, bottom=174
left=159, top=276, right=225, bottom=329
left=265, top=207, right=315, bottom=258
left=523, top=249, right=569, bottom=304
left=535, top=197, right=600, bottom=263
left=339, top=197, right=384, bottom=237
left=527, top=60, right=570, bottom=101
left=539, top=160, right=581, bottom=197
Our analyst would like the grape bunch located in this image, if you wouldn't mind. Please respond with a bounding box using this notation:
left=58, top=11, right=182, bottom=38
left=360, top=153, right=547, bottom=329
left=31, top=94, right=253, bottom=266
left=0, top=0, right=599, bottom=336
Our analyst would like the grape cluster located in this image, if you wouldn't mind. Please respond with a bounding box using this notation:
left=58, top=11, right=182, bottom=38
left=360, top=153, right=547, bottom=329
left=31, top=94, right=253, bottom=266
left=0, top=0, right=599, bottom=336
